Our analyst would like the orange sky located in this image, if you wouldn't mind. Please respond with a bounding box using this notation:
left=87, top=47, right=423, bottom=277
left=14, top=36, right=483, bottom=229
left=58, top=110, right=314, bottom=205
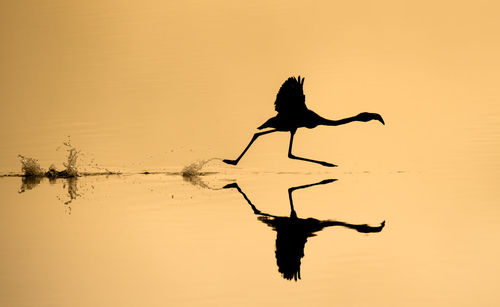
left=0, top=0, right=498, bottom=173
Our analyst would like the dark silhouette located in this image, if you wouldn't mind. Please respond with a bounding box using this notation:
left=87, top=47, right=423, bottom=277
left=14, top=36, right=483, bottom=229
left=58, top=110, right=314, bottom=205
left=223, top=76, right=385, bottom=167
left=224, top=179, right=385, bottom=281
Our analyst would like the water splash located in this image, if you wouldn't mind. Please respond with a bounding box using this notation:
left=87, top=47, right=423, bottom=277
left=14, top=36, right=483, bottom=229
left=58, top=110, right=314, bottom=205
left=181, top=158, right=218, bottom=177
left=181, top=158, right=223, bottom=190
left=60, top=177, right=81, bottom=206
left=62, top=140, right=79, bottom=177
left=18, top=155, right=45, bottom=176
left=182, top=173, right=212, bottom=189
left=18, top=139, right=80, bottom=177
left=18, top=176, right=43, bottom=193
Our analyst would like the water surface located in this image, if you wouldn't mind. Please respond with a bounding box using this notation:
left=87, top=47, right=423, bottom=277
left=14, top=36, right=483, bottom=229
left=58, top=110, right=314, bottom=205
left=1, top=1, right=500, bottom=306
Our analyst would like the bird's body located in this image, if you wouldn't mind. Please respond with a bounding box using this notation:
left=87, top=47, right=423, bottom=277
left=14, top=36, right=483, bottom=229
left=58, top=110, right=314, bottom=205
left=223, top=76, right=384, bottom=167
left=258, top=109, right=326, bottom=130
left=258, top=76, right=322, bottom=130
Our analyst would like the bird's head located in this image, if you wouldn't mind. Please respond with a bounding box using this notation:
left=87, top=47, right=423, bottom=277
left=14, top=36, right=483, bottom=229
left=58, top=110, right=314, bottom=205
left=357, top=112, right=385, bottom=125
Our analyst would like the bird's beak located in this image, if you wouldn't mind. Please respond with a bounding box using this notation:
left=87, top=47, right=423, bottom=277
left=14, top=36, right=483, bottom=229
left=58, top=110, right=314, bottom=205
left=376, top=114, right=385, bottom=125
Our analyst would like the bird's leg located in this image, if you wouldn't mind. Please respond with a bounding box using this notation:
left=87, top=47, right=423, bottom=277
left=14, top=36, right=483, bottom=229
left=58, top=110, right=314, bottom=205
left=287, top=130, right=337, bottom=167
left=223, top=182, right=272, bottom=217
left=287, top=187, right=297, bottom=219
left=287, top=179, right=336, bottom=218
left=223, top=129, right=278, bottom=165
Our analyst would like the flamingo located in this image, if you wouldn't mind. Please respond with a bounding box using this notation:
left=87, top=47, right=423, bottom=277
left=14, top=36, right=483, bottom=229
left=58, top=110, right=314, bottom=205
left=223, top=76, right=385, bottom=167
left=223, top=179, right=385, bottom=280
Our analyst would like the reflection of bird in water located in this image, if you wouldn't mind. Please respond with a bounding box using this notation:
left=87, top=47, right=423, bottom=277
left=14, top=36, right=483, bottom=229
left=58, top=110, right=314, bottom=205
left=224, top=179, right=385, bottom=281
left=224, top=76, right=385, bottom=167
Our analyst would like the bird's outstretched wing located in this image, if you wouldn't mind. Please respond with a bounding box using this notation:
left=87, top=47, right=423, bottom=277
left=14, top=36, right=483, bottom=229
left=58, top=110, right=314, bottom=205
left=274, top=76, right=307, bottom=114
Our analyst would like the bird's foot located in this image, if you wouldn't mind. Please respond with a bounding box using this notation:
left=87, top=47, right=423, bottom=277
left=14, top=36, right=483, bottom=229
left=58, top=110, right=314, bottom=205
left=253, top=209, right=262, bottom=215
left=319, top=179, right=337, bottom=185
left=223, top=183, right=238, bottom=189
left=320, top=161, right=337, bottom=167
left=223, top=159, right=238, bottom=165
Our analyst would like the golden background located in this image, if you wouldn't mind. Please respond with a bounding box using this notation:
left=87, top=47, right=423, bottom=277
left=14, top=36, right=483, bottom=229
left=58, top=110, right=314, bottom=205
left=0, top=1, right=499, bottom=306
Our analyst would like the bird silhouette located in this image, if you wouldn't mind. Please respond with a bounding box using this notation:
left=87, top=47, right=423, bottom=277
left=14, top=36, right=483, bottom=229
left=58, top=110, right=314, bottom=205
left=223, top=179, right=385, bottom=281
left=223, top=76, right=385, bottom=167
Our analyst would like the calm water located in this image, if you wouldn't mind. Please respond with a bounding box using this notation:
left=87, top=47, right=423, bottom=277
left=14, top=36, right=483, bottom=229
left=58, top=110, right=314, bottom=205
left=1, top=162, right=499, bottom=306
left=1, top=1, right=500, bottom=306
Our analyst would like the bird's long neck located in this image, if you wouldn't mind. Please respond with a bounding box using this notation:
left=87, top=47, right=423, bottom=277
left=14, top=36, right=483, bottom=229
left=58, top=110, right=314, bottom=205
left=318, top=115, right=360, bottom=126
